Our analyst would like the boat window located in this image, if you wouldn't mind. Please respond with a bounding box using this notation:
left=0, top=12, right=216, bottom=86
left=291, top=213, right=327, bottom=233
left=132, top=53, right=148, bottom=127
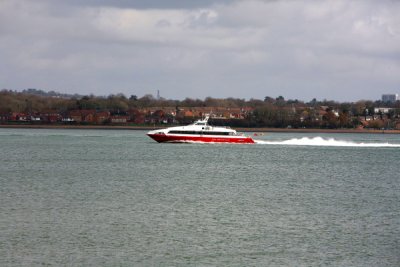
left=195, top=122, right=206, bottom=125
left=169, top=130, right=230, bottom=136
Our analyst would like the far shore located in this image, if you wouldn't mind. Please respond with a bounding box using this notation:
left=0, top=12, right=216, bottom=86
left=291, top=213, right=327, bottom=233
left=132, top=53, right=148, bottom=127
left=1, top=124, right=399, bottom=134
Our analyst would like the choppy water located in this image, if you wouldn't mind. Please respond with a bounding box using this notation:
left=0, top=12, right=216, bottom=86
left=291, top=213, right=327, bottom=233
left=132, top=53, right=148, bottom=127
left=0, top=128, right=399, bottom=266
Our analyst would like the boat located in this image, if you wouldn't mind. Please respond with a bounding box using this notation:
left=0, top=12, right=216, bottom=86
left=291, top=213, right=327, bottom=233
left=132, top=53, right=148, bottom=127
left=147, top=115, right=255, bottom=144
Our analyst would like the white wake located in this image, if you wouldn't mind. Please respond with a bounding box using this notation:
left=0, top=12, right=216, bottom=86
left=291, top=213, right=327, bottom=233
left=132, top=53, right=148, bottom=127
left=255, top=137, right=400, bottom=147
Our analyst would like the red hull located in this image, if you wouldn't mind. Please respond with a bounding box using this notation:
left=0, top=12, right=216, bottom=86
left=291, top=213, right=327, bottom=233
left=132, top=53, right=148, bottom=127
left=147, top=134, right=255, bottom=144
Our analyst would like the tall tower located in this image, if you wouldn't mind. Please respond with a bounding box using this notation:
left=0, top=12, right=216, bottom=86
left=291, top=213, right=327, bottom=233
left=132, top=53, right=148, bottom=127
left=157, top=90, right=160, bottom=100
left=382, top=94, right=398, bottom=103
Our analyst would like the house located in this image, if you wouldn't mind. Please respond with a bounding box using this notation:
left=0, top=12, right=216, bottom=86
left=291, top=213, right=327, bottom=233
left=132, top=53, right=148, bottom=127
left=15, top=113, right=28, bottom=121
left=374, top=107, right=393, bottom=114
left=183, top=110, right=194, bottom=117
left=365, top=116, right=373, bottom=121
left=9, top=112, right=18, bottom=121
left=30, top=113, right=41, bottom=121
left=68, top=110, right=96, bottom=123
left=40, top=110, right=61, bottom=123
left=316, top=109, right=327, bottom=121
left=81, top=110, right=96, bottom=123
left=149, top=110, right=170, bottom=124
left=373, top=115, right=381, bottom=120
left=127, top=109, right=145, bottom=124
left=69, top=110, right=83, bottom=122
left=95, top=111, right=110, bottom=124
left=110, top=115, right=129, bottom=124
left=62, top=117, right=75, bottom=123
left=0, top=112, right=11, bottom=122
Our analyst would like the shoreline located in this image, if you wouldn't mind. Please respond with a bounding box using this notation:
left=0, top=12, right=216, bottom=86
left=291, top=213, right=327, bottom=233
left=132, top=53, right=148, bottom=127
left=1, top=124, right=399, bottom=134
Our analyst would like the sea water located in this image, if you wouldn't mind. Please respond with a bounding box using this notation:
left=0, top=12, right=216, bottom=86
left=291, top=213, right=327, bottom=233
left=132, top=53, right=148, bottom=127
left=0, top=128, right=399, bottom=266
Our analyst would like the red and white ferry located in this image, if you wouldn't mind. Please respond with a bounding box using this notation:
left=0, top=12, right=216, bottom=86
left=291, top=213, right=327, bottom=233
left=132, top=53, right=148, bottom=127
left=147, top=115, right=255, bottom=144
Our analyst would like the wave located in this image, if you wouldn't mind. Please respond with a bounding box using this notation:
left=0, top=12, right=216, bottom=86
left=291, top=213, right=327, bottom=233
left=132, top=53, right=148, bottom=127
left=254, top=137, right=400, bottom=147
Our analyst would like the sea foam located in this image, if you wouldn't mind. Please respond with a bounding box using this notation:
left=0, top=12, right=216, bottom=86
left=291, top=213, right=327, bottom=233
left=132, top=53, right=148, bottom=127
left=254, top=136, right=400, bottom=147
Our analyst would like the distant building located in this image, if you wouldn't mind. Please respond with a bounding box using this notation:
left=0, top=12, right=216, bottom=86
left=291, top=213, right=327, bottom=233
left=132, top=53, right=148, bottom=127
left=374, top=107, right=393, bottom=114
left=110, top=115, right=129, bottom=124
left=382, top=94, right=399, bottom=103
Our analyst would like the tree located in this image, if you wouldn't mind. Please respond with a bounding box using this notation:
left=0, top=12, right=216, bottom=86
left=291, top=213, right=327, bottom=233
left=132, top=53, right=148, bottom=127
left=322, top=111, right=338, bottom=128
left=137, top=94, right=155, bottom=107
left=368, top=120, right=384, bottom=129
left=275, top=96, right=286, bottom=107
left=308, top=98, right=318, bottom=106
left=264, top=96, right=274, bottom=103
left=338, top=112, right=351, bottom=128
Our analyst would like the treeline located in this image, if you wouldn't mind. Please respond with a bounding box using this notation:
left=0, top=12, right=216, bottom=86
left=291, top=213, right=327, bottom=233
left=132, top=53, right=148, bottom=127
left=0, top=90, right=295, bottom=112
left=1, top=89, right=400, bottom=129
left=1, top=90, right=250, bottom=112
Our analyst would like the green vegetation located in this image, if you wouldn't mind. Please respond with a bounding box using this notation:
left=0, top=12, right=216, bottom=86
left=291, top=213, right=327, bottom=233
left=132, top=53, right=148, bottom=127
left=1, top=89, right=400, bottom=129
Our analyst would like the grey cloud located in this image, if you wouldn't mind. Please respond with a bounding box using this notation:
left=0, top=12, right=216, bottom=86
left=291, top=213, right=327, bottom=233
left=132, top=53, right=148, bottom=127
left=35, top=0, right=235, bottom=9
left=1, top=0, right=399, bottom=101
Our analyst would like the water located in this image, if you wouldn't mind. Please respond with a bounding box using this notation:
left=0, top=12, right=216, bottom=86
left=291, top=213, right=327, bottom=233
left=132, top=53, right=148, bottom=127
left=0, top=128, right=399, bottom=266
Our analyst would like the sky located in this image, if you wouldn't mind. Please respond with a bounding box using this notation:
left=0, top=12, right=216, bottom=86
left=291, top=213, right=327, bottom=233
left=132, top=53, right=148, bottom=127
left=0, top=0, right=399, bottom=102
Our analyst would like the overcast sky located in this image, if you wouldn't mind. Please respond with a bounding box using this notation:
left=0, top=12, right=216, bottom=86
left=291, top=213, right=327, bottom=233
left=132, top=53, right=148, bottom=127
left=1, top=0, right=399, bottom=101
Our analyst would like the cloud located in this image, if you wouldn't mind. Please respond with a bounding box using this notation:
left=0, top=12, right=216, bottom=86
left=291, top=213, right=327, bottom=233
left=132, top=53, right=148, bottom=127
left=0, top=0, right=399, bottom=101
left=44, top=0, right=234, bottom=10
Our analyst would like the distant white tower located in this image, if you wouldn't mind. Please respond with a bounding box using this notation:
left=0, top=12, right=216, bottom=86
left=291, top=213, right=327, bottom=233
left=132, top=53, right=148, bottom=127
left=157, top=90, right=160, bottom=100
